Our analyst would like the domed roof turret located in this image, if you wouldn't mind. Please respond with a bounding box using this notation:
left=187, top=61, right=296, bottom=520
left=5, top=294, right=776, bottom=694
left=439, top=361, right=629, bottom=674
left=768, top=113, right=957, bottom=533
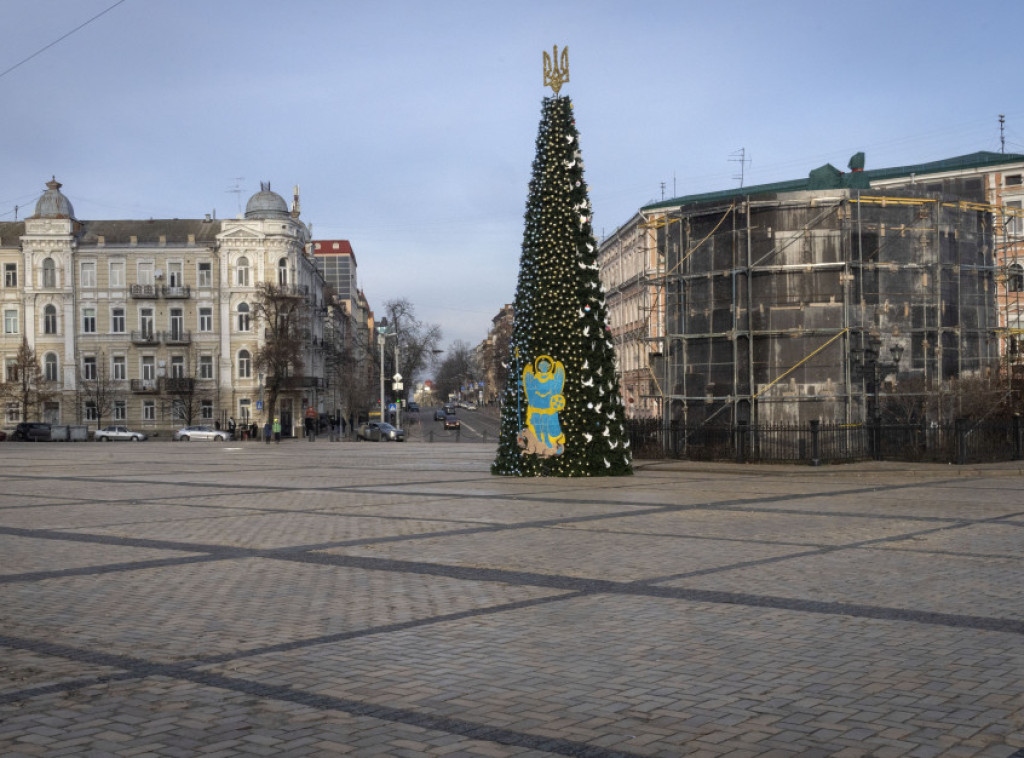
left=245, top=181, right=290, bottom=219
left=32, top=177, right=76, bottom=219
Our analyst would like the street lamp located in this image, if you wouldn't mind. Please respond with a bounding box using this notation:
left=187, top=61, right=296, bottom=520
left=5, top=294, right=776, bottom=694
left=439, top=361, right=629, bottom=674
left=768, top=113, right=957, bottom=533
left=852, top=335, right=905, bottom=458
left=378, top=318, right=390, bottom=422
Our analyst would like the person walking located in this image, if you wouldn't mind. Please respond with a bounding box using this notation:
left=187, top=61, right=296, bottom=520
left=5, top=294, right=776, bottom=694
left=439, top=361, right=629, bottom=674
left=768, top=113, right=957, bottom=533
left=340, top=415, right=347, bottom=437
left=263, top=421, right=272, bottom=444
left=273, top=418, right=281, bottom=444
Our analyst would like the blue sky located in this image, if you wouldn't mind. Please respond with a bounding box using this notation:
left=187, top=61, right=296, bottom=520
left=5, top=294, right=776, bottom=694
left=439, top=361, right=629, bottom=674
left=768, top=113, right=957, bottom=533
left=4, top=0, right=1024, bottom=347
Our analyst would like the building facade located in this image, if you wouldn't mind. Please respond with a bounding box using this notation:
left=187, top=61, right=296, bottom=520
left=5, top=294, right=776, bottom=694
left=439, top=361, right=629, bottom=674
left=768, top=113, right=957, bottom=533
left=0, top=179, right=329, bottom=436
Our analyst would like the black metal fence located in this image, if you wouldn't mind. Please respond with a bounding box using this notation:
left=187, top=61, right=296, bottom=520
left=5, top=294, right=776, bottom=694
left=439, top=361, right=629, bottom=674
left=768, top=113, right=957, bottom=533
left=627, top=417, right=1024, bottom=465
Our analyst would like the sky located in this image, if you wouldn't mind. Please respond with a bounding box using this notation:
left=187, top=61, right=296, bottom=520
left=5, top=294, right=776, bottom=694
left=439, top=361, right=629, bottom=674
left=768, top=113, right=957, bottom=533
left=4, top=0, right=1024, bottom=349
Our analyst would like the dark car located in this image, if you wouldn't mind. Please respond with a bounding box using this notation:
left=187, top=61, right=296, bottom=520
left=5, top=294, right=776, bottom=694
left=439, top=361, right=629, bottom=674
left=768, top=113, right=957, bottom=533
left=407, top=402, right=420, bottom=413
left=13, top=422, right=51, bottom=441
left=434, top=408, right=447, bottom=421
left=443, top=414, right=460, bottom=430
left=0, top=429, right=7, bottom=441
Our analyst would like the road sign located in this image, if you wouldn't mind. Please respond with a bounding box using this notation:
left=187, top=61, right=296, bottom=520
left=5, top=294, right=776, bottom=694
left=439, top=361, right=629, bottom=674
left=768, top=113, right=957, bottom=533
left=393, top=373, right=402, bottom=383
left=256, top=400, right=263, bottom=411
left=388, top=403, right=397, bottom=412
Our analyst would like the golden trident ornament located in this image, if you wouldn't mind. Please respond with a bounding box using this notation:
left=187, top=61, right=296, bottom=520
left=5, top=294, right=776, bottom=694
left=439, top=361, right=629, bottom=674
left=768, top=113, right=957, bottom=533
left=542, top=45, right=569, bottom=95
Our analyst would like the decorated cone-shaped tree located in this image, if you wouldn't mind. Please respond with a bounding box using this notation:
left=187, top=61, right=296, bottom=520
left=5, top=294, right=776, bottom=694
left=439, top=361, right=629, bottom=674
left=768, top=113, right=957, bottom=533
left=492, top=47, right=632, bottom=477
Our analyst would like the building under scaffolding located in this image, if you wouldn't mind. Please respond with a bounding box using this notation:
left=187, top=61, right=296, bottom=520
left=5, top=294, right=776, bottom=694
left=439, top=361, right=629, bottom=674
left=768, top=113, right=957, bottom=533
left=646, top=188, right=1000, bottom=426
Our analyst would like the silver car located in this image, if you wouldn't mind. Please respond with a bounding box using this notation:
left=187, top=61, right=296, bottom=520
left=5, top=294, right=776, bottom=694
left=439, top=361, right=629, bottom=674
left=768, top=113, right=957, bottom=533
left=173, top=425, right=228, bottom=442
left=94, top=425, right=147, bottom=442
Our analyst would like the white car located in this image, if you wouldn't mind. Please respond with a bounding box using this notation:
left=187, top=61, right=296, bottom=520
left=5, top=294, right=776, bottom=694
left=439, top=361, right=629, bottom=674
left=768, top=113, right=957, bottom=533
left=94, top=425, right=147, bottom=442
left=173, top=425, right=228, bottom=442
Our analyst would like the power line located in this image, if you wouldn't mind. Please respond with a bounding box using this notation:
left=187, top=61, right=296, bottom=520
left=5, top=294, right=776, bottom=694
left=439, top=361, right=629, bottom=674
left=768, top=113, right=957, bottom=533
left=0, top=0, right=129, bottom=81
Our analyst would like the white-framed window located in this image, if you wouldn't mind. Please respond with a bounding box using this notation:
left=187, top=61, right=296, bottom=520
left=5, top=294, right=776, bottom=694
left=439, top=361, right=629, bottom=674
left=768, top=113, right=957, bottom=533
left=5, top=358, right=18, bottom=382
left=84, top=401, right=98, bottom=421
left=201, top=399, right=214, bottom=420
left=4, top=262, right=17, bottom=287
left=111, top=307, right=125, bottom=333
left=237, top=302, right=250, bottom=332
left=4, top=308, right=19, bottom=334
left=112, top=355, right=126, bottom=381
left=138, top=262, right=154, bottom=285
left=82, top=356, right=97, bottom=381
left=5, top=402, right=20, bottom=424
left=109, top=261, right=125, bottom=288
left=277, top=258, right=288, bottom=286
left=141, top=356, right=156, bottom=381
left=114, top=400, right=126, bottom=421
left=169, top=308, right=184, bottom=340
left=197, top=261, right=212, bottom=288
left=43, top=304, right=58, bottom=334
left=80, top=261, right=96, bottom=288
left=44, top=352, right=58, bottom=382
left=82, top=307, right=96, bottom=333
left=140, top=307, right=154, bottom=339
left=143, top=400, right=155, bottom=421
left=170, top=355, right=185, bottom=378
left=42, top=258, right=56, bottom=288
left=199, top=355, right=214, bottom=380
left=236, top=256, right=250, bottom=286
left=199, top=306, right=213, bottom=332
left=237, top=349, right=251, bottom=379
left=168, top=261, right=183, bottom=288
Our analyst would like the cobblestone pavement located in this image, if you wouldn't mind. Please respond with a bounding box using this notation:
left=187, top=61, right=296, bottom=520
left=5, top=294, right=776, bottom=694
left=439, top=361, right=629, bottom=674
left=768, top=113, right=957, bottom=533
left=2, top=440, right=1023, bottom=757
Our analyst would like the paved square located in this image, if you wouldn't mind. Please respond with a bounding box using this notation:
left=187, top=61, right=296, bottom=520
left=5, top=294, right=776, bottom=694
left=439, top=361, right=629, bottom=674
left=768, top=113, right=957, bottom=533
left=1, top=440, right=1022, bottom=757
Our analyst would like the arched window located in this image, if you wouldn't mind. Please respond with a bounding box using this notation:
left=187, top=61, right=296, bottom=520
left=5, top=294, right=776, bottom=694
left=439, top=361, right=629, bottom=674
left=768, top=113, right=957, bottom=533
left=44, top=353, right=58, bottom=382
left=1009, top=263, right=1024, bottom=293
left=43, top=304, right=57, bottom=334
left=237, top=349, right=251, bottom=379
left=42, top=258, right=56, bottom=288
left=236, top=256, right=250, bottom=286
left=277, top=257, right=288, bottom=286
left=236, top=302, right=250, bottom=332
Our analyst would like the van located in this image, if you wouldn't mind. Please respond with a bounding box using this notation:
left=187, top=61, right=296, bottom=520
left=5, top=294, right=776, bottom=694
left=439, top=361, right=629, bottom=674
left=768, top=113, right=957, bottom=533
left=13, top=422, right=51, bottom=441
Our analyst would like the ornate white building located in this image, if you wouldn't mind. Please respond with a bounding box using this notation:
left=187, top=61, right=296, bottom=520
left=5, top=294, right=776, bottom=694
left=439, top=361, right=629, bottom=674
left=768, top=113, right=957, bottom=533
left=0, top=179, right=330, bottom=436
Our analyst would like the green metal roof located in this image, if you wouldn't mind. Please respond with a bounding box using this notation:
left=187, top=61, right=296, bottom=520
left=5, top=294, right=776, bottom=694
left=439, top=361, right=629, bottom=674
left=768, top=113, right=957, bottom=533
left=642, top=151, right=1024, bottom=212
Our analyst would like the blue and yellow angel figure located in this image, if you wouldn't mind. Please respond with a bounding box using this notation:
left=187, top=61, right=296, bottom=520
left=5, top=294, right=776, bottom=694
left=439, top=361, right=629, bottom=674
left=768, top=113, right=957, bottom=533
left=518, top=355, right=565, bottom=457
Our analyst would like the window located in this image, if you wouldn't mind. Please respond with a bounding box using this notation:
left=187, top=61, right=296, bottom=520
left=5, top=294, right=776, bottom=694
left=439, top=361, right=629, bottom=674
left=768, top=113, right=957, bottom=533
left=4, top=309, right=18, bottom=334
left=1006, top=200, right=1023, bottom=237
left=171, top=398, right=185, bottom=422
left=199, top=307, right=213, bottom=332
left=237, top=349, right=251, bottom=379
left=170, top=356, right=185, bottom=378
left=5, top=359, right=18, bottom=383
left=84, top=401, right=98, bottom=421
left=1009, top=263, right=1024, bottom=293
left=169, top=308, right=184, bottom=340
left=42, top=258, right=56, bottom=288
left=168, top=262, right=183, bottom=288
left=5, top=402, right=20, bottom=424
left=201, top=399, right=214, bottom=420
left=143, top=400, right=155, bottom=421
left=237, top=302, right=250, bottom=332
left=4, top=262, right=17, bottom=287
left=114, top=400, right=126, bottom=421
left=80, top=261, right=96, bottom=287
left=138, top=262, right=154, bottom=285
left=278, top=258, right=288, bottom=286
left=199, top=355, right=214, bottom=380
left=141, top=356, right=155, bottom=381
left=140, top=308, right=154, bottom=339
left=44, top=304, right=57, bottom=334
left=236, top=256, right=250, bottom=286
left=82, top=356, right=97, bottom=381
left=111, top=307, right=125, bottom=334
left=112, top=355, right=126, bottom=381
left=109, top=261, right=125, bottom=288
left=198, top=261, right=212, bottom=288
left=1006, top=174, right=1023, bottom=186
left=44, top=353, right=58, bottom=382
left=82, top=307, right=96, bottom=333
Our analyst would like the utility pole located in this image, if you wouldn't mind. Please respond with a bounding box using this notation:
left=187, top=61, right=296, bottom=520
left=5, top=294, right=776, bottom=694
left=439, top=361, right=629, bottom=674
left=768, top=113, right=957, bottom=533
left=730, top=148, right=750, bottom=188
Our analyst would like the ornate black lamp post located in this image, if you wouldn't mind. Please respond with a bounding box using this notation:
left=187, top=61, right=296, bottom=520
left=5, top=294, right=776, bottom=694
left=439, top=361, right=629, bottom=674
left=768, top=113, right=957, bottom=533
left=852, top=335, right=905, bottom=458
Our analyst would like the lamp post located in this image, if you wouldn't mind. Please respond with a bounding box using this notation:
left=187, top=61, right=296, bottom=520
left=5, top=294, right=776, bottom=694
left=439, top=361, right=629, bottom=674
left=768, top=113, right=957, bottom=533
left=378, top=318, right=390, bottom=422
left=852, top=335, right=904, bottom=459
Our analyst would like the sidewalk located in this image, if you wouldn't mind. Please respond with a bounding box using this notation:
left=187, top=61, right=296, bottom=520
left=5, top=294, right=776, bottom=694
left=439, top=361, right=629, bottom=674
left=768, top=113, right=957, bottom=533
left=1, top=443, right=1022, bottom=757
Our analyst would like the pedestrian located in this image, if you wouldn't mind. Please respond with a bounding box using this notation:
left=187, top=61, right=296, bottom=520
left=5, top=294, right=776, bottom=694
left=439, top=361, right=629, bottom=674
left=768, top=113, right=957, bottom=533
left=340, top=415, right=347, bottom=437
left=348, top=413, right=354, bottom=438
left=273, top=417, right=281, bottom=443
left=263, top=421, right=272, bottom=444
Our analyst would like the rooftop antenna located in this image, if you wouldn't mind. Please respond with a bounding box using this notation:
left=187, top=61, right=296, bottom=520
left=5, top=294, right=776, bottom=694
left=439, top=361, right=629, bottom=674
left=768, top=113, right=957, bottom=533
left=730, top=148, right=750, bottom=188
left=226, top=177, right=245, bottom=215
left=999, top=114, right=1006, bottom=154
left=660, top=181, right=666, bottom=200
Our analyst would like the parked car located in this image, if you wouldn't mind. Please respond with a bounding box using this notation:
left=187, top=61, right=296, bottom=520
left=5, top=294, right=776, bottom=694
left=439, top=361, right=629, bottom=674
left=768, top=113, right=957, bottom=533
left=407, top=402, right=420, bottom=413
left=444, top=414, right=461, bottom=430
left=93, top=425, right=147, bottom=442
left=463, top=402, right=477, bottom=411
left=0, top=429, right=7, bottom=441
left=173, top=425, right=228, bottom=442
left=12, top=422, right=51, bottom=441
left=434, top=408, right=447, bottom=421
left=356, top=421, right=405, bottom=442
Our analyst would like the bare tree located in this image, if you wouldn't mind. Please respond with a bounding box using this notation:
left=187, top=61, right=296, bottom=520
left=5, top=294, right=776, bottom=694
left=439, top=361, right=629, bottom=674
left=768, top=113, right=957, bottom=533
left=165, top=346, right=215, bottom=427
left=433, top=340, right=479, bottom=403
left=251, top=282, right=310, bottom=425
left=78, top=351, right=124, bottom=429
left=382, top=298, right=442, bottom=405
left=0, top=339, right=57, bottom=422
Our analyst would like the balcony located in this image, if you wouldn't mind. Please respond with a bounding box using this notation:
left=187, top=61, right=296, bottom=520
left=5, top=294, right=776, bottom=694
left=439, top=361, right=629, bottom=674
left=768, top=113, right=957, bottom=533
left=162, top=285, right=191, bottom=299
left=130, top=284, right=159, bottom=299
left=162, top=377, right=195, bottom=393
left=130, top=379, right=159, bottom=393
left=131, top=330, right=160, bottom=345
left=163, top=329, right=192, bottom=345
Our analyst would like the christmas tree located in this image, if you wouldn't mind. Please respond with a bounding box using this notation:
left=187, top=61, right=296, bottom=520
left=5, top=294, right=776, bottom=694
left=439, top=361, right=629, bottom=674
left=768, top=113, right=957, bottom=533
left=492, top=48, right=632, bottom=477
